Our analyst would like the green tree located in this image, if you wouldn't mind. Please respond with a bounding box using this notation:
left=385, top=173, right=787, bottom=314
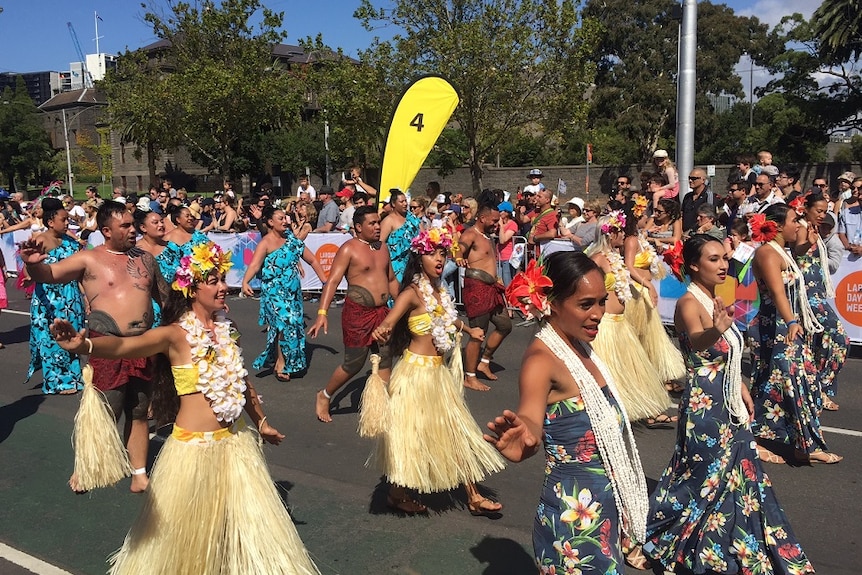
left=814, top=0, right=862, bottom=63
left=582, top=0, right=770, bottom=162
left=355, top=0, right=599, bottom=192
left=140, top=0, right=304, bottom=179
left=102, top=47, right=181, bottom=187
left=0, top=79, right=52, bottom=191
left=758, top=13, right=862, bottom=135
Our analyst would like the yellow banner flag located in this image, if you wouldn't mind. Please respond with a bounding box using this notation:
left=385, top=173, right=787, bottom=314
left=378, top=76, right=460, bottom=204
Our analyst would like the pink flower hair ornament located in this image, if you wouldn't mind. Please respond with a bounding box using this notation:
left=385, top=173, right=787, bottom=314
left=600, top=210, right=627, bottom=235
left=172, top=242, right=234, bottom=297
left=410, top=226, right=454, bottom=255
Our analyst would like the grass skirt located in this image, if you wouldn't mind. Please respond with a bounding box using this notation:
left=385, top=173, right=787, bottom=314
left=109, top=421, right=319, bottom=575
left=593, top=313, right=670, bottom=421
left=624, top=283, right=686, bottom=383
left=369, top=349, right=506, bottom=493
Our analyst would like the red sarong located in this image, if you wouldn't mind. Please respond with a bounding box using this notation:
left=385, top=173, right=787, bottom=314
left=89, top=330, right=154, bottom=392
left=462, top=277, right=505, bottom=319
left=342, top=298, right=389, bottom=348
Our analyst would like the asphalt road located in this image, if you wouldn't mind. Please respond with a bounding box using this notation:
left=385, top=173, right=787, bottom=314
left=0, top=287, right=858, bottom=575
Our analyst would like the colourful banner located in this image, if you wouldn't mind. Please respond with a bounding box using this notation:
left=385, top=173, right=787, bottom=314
left=378, top=75, right=460, bottom=204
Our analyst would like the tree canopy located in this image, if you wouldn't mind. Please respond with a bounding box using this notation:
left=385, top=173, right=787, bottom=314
left=355, top=0, right=599, bottom=192
left=0, top=78, right=52, bottom=191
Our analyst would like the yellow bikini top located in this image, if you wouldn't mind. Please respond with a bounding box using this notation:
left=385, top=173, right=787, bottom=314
left=604, top=272, right=616, bottom=292
left=171, top=365, right=198, bottom=396
left=634, top=250, right=653, bottom=270
left=407, top=313, right=433, bottom=336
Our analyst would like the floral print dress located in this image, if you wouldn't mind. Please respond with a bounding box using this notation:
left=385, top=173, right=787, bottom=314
left=252, top=233, right=307, bottom=376
left=27, top=235, right=84, bottom=394
left=645, top=330, right=815, bottom=574
left=386, top=212, right=421, bottom=284
left=796, top=241, right=849, bottom=402
left=749, top=268, right=826, bottom=454
left=534, top=388, right=624, bottom=575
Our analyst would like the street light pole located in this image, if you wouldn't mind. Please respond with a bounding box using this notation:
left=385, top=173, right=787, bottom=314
left=62, top=109, right=74, bottom=196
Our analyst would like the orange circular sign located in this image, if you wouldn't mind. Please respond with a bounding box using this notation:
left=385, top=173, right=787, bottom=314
left=834, top=270, right=862, bottom=327
left=315, top=243, right=340, bottom=276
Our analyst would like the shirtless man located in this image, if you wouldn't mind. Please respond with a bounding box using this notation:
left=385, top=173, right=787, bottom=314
left=308, top=206, right=399, bottom=422
left=22, top=202, right=168, bottom=493
left=458, top=204, right=512, bottom=391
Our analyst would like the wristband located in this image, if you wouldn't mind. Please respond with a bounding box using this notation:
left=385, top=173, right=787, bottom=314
left=257, top=415, right=268, bottom=432
left=85, top=337, right=93, bottom=354
left=786, top=319, right=798, bottom=326
left=317, top=309, right=328, bottom=316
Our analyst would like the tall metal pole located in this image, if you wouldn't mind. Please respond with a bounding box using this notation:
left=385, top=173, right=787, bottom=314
left=324, top=111, right=331, bottom=186
left=62, top=109, right=74, bottom=196
left=749, top=56, right=754, bottom=129
left=676, top=0, right=697, bottom=200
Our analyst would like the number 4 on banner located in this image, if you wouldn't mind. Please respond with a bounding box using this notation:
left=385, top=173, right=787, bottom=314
left=410, top=113, right=425, bottom=132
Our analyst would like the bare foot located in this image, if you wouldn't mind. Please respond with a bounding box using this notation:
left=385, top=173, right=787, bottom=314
left=464, top=376, right=491, bottom=392
left=130, top=472, right=149, bottom=493
left=316, top=390, right=333, bottom=423
left=476, top=361, right=498, bottom=381
left=68, top=473, right=87, bottom=494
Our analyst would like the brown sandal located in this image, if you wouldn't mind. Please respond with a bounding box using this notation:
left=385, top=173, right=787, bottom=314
left=468, top=497, right=502, bottom=517
left=387, top=493, right=427, bottom=514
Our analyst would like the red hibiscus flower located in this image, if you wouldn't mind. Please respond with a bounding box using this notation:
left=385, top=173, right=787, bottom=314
left=788, top=196, right=806, bottom=216
left=505, top=259, right=553, bottom=318
left=778, top=543, right=801, bottom=560
left=749, top=213, right=778, bottom=243
left=600, top=519, right=613, bottom=557
left=662, top=240, right=685, bottom=281
left=741, top=459, right=757, bottom=481
left=574, top=430, right=597, bottom=463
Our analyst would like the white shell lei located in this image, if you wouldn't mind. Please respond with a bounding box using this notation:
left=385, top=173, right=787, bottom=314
left=768, top=241, right=824, bottom=334
left=686, top=284, right=748, bottom=427
left=603, top=249, right=633, bottom=303
left=179, top=311, right=248, bottom=423
left=537, top=323, right=649, bottom=543
left=413, top=273, right=458, bottom=353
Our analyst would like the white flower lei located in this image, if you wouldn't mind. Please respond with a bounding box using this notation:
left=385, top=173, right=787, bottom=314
left=413, top=273, right=458, bottom=353
left=638, top=234, right=665, bottom=278
left=603, top=249, right=632, bottom=303
left=179, top=310, right=248, bottom=423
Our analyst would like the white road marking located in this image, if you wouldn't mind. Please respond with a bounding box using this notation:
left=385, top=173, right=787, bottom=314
left=0, top=542, right=73, bottom=575
left=3, top=309, right=31, bottom=316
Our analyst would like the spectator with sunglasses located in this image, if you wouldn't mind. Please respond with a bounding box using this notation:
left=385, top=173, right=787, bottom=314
left=837, top=172, right=862, bottom=253
left=681, top=168, right=713, bottom=233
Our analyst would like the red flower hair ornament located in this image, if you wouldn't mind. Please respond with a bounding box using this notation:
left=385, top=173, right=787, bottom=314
left=748, top=213, right=778, bottom=243
left=505, top=259, right=553, bottom=320
left=788, top=196, right=806, bottom=216
left=662, top=240, right=686, bottom=282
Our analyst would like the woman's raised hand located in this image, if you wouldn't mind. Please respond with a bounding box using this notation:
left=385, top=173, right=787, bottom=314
left=484, top=410, right=539, bottom=463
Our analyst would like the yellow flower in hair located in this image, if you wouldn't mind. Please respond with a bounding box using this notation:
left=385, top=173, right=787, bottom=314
left=172, top=241, right=234, bottom=296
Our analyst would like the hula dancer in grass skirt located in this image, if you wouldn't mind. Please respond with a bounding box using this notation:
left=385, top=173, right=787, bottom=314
left=369, top=226, right=506, bottom=515
left=622, top=207, right=687, bottom=387
left=51, top=242, right=319, bottom=575
left=585, top=211, right=670, bottom=423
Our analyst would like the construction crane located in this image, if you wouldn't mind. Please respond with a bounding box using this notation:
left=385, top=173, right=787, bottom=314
left=67, top=22, right=94, bottom=88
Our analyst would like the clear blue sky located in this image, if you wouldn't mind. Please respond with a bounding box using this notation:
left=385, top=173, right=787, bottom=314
left=0, top=0, right=817, bottom=75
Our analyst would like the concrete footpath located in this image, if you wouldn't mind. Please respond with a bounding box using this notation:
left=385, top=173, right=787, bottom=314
left=0, top=290, right=858, bottom=575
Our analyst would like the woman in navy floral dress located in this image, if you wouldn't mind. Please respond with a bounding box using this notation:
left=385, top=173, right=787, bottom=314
left=27, top=198, right=84, bottom=394
left=749, top=204, right=841, bottom=465
left=485, top=252, right=650, bottom=575
left=645, top=235, right=815, bottom=575
left=242, top=206, right=327, bottom=380
left=793, top=192, right=849, bottom=412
